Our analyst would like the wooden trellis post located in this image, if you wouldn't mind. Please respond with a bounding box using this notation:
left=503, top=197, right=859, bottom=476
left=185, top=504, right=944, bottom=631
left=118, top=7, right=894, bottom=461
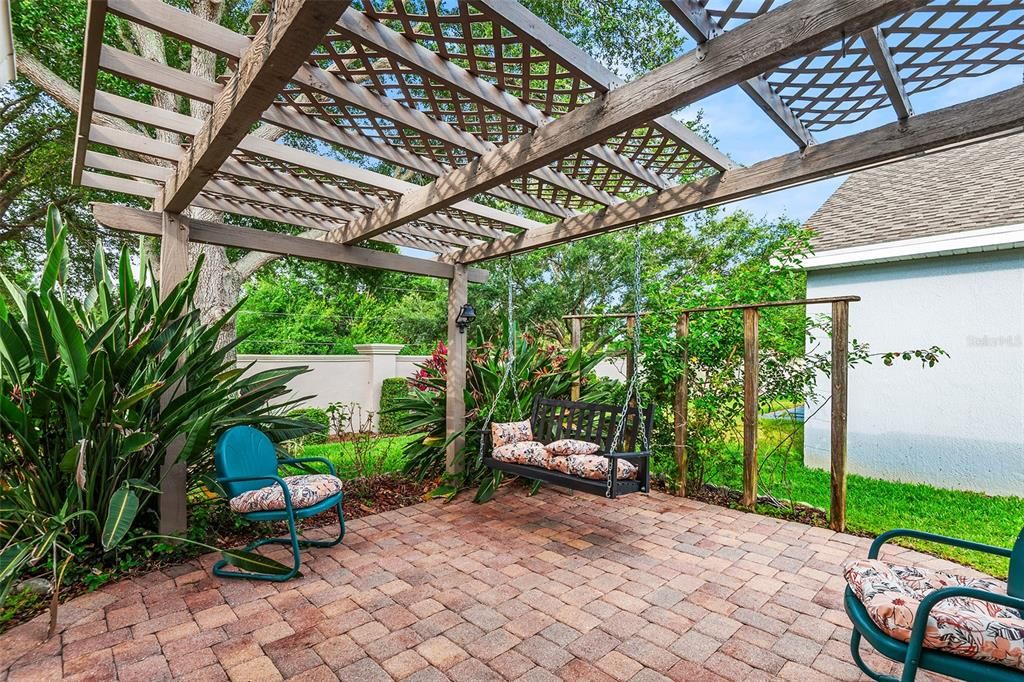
left=445, top=265, right=468, bottom=476
left=830, top=300, right=850, bottom=531
left=625, top=315, right=636, bottom=384
left=570, top=317, right=582, bottom=401
left=674, top=313, right=689, bottom=496
left=742, top=307, right=760, bottom=509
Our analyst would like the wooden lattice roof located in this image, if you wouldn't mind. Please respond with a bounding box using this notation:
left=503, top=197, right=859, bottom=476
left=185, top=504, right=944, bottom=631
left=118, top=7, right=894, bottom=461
left=77, top=0, right=1024, bottom=281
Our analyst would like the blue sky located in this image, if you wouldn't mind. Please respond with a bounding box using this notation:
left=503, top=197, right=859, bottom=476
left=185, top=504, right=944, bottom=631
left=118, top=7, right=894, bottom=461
left=685, top=67, right=1022, bottom=224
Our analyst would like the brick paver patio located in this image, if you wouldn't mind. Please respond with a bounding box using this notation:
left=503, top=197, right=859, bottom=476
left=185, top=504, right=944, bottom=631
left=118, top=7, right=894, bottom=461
left=0, top=487, right=973, bottom=681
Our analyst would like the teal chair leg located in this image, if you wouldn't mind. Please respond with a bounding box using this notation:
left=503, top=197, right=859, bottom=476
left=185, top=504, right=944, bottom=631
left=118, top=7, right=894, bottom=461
left=850, top=630, right=901, bottom=682
left=212, top=499, right=345, bottom=582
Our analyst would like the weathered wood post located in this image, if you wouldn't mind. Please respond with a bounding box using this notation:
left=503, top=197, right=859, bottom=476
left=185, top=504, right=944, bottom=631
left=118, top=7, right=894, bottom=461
left=445, top=264, right=469, bottom=476
left=674, top=313, right=689, bottom=496
left=742, top=307, right=759, bottom=509
left=570, top=316, right=582, bottom=401
left=830, top=300, right=850, bottom=531
left=158, top=212, right=189, bottom=534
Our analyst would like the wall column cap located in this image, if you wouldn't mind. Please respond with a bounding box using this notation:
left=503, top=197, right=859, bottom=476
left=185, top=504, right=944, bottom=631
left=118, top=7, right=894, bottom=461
left=354, top=343, right=405, bottom=355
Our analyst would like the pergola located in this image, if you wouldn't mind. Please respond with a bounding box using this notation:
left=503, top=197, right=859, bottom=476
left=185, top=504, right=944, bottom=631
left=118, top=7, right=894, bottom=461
left=74, top=0, right=1024, bottom=531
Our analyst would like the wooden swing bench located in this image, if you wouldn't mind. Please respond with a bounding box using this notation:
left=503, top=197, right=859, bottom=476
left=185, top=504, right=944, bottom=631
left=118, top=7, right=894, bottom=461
left=482, top=396, right=654, bottom=499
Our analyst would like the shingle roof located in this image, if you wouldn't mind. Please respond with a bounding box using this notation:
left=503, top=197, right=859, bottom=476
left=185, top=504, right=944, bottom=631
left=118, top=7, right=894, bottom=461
left=806, top=133, right=1024, bottom=252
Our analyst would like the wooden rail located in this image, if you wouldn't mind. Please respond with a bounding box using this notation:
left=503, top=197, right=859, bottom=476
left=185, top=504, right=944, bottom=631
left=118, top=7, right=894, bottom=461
left=565, top=295, right=858, bottom=531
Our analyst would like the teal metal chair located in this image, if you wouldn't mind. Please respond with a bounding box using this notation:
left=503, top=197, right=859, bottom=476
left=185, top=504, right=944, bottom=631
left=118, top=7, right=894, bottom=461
left=846, top=527, right=1024, bottom=682
left=213, top=425, right=345, bottom=582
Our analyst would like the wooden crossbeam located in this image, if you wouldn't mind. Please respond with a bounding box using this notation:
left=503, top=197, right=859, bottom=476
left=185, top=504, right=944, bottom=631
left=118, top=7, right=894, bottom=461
left=338, top=0, right=925, bottom=245
left=861, top=26, right=913, bottom=121
left=71, top=0, right=108, bottom=184
left=659, top=0, right=816, bottom=148
left=80, top=146, right=478, bottom=251
left=94, top=48, right=546, bottom=233
left=473, top=0, right=736, bottom=172
left=160, top=0, right=353, bottom=213
left=336, top=8, right=673, bottom=190
left=104, top=0, right=609, bottom=213
left=93, top=203, right=489, bottom=282
left=456, top=84, right=1024, bottom=262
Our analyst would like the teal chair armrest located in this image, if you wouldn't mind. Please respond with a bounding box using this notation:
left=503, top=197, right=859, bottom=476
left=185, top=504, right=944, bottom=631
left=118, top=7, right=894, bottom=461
left=901, top=586, right=1024, bottom=679
left=218, top=474, right=295, bottom=514
left=279, top=456, right=337, bottom=477
left=869, top=529, right=1012, bottom=560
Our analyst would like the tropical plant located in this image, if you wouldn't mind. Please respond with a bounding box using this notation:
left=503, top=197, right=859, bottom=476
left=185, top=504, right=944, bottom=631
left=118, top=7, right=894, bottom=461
left=0, top=207, right=314, bottom=630
left=393, top=334, right=611, bottom=497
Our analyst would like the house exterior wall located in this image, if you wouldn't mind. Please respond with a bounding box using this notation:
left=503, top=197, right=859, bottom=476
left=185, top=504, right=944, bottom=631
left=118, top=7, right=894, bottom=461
left=804, top=249, right=1024, bottom=496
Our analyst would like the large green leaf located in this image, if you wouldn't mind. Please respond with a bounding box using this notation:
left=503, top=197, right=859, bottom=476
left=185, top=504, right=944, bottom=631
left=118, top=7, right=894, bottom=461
left=118, top=246, right=136, bottom=311
left=120, top=432, right=156, bottom=455
left=49, top=295, right=88, bottom=388
left=112, top=381, right=165, bottom=412
left=24, top=294, right=57, bottom=366
left=102, top=486, right=139, bottom=550
left=39, top=223, right=67, bottom=298
left=0, top=271, right=28, bottom=320
left=221, top=548, right=295, bottom=576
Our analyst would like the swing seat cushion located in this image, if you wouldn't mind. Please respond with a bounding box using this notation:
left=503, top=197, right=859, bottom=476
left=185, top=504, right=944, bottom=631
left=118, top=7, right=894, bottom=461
left=545, top=439, right=601, bottom=457
left=491, top=420, right=533, bottom=448
left=492, top=441, right=550, bottom=468
left=229, top=474, right=343, bottom=514
left=548, top=454, right=637, bottom=481
left=844, top=559, right=1024, bottom=671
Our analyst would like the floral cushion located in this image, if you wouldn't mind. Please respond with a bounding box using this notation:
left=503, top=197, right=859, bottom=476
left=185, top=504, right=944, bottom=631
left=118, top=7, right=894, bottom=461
left=545, top=439, right=601, bottom=457
left=491, top=420, right=533, bottom=448
left=558, top=454, right=637, bottom=481
left=229, top=474, right=343, bottom=514
left=492, top=441, right=550, bottom=468
left=845, top=559, right=1024, bottom=671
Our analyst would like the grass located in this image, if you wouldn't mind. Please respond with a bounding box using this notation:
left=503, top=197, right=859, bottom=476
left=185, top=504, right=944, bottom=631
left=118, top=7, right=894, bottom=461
left=284, top=434, right=418, bottom=479
left=707, top=418, right=1024, bottom=578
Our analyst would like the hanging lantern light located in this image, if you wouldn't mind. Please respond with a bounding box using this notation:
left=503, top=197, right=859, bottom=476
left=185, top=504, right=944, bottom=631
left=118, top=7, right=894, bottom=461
left=456, top=303, right=476, bottom=333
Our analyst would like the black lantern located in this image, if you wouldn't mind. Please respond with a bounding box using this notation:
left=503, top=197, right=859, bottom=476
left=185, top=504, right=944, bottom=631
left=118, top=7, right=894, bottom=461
left=456, top=303, right=476, bottom=333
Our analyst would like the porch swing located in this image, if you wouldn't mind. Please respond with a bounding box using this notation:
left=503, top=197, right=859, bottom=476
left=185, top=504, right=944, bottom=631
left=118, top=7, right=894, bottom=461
left=478, top=230, right=654, bottom=499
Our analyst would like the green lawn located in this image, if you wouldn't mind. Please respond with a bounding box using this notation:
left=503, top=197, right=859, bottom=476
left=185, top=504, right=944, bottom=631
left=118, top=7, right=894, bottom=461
left=709, top=418, right=1024, bottom=578
left=285, top=434, right=417, bottom=479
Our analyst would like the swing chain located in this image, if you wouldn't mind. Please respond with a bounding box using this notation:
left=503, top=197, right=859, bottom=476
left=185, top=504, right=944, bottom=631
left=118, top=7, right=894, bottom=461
left=607, top=229, right=651, bottom=497
left=477, top=258, right=517, bottom=467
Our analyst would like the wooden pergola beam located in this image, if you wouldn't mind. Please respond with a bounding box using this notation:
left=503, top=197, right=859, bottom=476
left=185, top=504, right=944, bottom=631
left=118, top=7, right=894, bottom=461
left=160, top=0, right=352, bottom=213
left=93, top=203, right=489, bottom=282
left=861, top=25, right=913, bottom=121
left=659, top=0, right=816, bottom=148
left=336, top=8, right=673, bottom=190
left=95, top=47, right=546, bottom=234
left=71, top=0, right=108, bottom=184
left=337, top=0, right=925, bottom=245
left=474, top=0, right=736, bottom=173
left=457, top=84, right=1024, bottom=262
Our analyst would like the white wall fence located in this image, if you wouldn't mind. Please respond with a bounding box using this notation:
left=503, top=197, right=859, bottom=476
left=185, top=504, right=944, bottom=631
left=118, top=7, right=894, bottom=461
left=238, top=345, right=625, bottom=429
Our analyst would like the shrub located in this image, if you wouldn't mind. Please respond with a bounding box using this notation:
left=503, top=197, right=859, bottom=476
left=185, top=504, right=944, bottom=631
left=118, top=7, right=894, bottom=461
left=288, top=407, right=330, bottom=445
left=0, top=207, right=315, bottom=626
left=378, top=377, right=410, bottom=434
left=393, top=333, right=607, bottom=496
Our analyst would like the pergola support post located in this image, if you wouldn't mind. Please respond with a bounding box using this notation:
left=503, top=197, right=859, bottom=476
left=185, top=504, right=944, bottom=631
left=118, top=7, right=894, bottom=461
left=158, top=211, right=189, bottom=534
left=742, top=308, right=759, bottom=509
left=674, top=313, right=689, bottom=497
left=570, top=317, right=582, bottom=401
left=830, top=301, right=850, bottom=531
left=445, top=265, right=469, bottom=477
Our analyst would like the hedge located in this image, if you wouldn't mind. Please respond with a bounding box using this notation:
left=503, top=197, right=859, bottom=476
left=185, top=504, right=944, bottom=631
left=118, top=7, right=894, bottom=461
left=378, top=378, right=410, bottom=434
left=288, top=407, right=330, bottom=445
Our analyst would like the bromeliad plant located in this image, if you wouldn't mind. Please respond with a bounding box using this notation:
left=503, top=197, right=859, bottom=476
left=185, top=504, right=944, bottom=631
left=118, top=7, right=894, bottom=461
left=0, top=207, right=313, bottom=630
left=393, top=333, right=611, bottom=499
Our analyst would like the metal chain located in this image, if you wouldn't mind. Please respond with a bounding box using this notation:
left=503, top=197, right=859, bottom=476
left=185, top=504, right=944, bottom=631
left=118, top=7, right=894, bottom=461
left=609, top=228, right=651, bottom=490
left=477, top=258, right=517, bottom=466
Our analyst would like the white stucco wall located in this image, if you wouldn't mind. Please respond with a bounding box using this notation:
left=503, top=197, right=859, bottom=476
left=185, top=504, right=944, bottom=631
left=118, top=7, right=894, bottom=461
left=804, top=249, right=1024, bottom=496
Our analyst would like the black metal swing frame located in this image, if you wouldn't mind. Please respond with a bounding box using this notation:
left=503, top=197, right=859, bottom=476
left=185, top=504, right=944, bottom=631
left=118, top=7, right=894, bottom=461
left=482, top=396, right=654, bottom=498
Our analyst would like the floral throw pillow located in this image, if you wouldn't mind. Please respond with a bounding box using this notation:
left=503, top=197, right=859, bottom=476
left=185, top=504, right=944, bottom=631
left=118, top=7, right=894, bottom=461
left=565, top=454, right=637, bottom=481
left=492, top=441, right=550, bottom=468
left=491, top=420, right=533, bottom=448
left=545, top=439, right=601, bottom=457
left=230, top=474, right=343, bottom=514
